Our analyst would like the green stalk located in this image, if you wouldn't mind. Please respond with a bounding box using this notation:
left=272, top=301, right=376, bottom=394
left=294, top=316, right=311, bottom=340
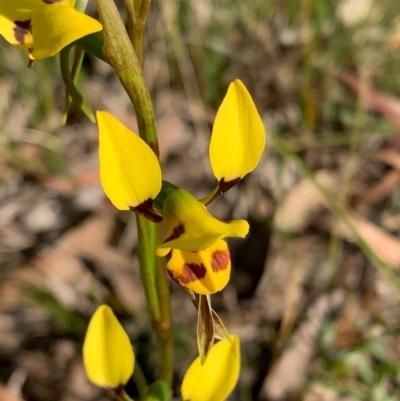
left=62, top=46, right=85, bottom=124
left=59, top=46, right=95, bottom=123
left=136, top=215, right=161, bottom=323
left=132, top=0, right=152, bottom=68
left=124, top=0, right=137, bottom=48
left=96, top=0, right=173, bottom=384
left=95, top=0, right=158, bottom=152
left=132, top=360, right=148, bottom=398
left=154, top=226, right=173, bottom=384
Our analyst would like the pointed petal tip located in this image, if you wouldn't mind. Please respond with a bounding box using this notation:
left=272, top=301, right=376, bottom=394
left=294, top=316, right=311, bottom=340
left=156, top=247, right=171, bottom=257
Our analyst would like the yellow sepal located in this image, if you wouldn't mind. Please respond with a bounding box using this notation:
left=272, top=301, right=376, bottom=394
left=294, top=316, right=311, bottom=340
left=157, top=189, right=249, bottom=253
left=97, top=111, right=162, bottom=210
left=83, top=305, right=135, bottom=389
left=0, top=0, right=75, bottom=50
left=181, top=335, right=241, bottom=401
left=30, top=4, right=102, bottom=59
left=209, top=79, right=265, bottom=183
left=167, top=240, right=231, bottom=294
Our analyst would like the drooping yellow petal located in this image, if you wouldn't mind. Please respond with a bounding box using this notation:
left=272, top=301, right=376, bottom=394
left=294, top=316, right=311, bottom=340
left=30, top=3, right=102, bottom=59
left=209, top=79, right=265, bottom=184
left=167, top=240, right=231, bottom=295
left=83, top=305, right=135, bottom=389
left=97, top=111, right=162, bottom=211
left=0, top=0, right=75, bottom=49
left=181, top=335, right=241, bottom=401
left=156, top=189, right=249, bottom=254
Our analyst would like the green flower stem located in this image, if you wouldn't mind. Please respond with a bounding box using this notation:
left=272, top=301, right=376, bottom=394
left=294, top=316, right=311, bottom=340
left=124, top=0, right=137, bottom=48
left=75, top=0, right=89, bottom=11
left=132, top=359, right=148, bottom=399
left=120, top=390, right=135, bottom=401
left=137, top=215, right=162, bottom=323
left=155, top=226, right=173, bottom=385
left=95, top=0, right=158, bottom=153
left=59, top=47, right=95, bottom=123
left=96, top=0, right=173, bottom=385
left=132, top=0, right=152, bottom=68
left=136, top=215, right=173, bottom=385
left=131, top=0, right=173, bottom=384
left=62, top=46, right=85, bottom=124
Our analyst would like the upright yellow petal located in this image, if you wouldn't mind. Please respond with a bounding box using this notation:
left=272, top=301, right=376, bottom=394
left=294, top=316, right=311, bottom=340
left=167, top=240, right=231, bottom=294
left=97, top=111, right=162, bottom=211
left=181, top=335, right=241, bottom=401
left=30, top=4, right=102, bottom=59
left=156, top=189, right=249, bottom=254
left=83, top=305, right=135, bottom=389
left=209, top=79, right=265, bottom=184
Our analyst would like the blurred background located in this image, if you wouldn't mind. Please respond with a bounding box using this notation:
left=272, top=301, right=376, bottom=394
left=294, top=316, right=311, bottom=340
left=1, top=0, right=400, bottom=400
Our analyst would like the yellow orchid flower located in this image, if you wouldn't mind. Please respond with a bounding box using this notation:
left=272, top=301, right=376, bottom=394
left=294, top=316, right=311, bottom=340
left=167, top=240, right=231, bottom=295
left=97, top=111, right=162, bottom=221
left=0, top=0, right=102, bottom=60
left=83, top=305, right=135, bottom=389
left=156, top=189, right=249, bottom=256
left=209, top=79, right=265, bottom=191
left=181, top=335, right=241, bottom=401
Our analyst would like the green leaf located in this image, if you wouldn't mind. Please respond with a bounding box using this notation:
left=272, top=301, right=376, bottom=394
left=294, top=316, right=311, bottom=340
left=77, top=31, right=106, bottom=62
left=142, top=380, right=172, bottom=401
left=153, top=181, right=179, bottom=212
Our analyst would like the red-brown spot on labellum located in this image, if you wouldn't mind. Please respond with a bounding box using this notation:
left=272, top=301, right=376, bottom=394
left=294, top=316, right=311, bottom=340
left=211, top=249, right=230, bottom=272
left=13, top=20, right=31, bottom=44
left=43, top=0, right=62, bottom=3
left=168, top=262, right=207, bottom=285
left=164, top=224, right=185, bottom=242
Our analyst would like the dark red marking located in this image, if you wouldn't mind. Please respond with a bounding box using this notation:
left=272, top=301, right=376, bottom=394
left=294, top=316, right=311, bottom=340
left=43, top=0, right=62, bottom=3
left=13, top=20, right=31, bottom=44
left=219, top=177, right=241, bottom=194
left=130, top=198, right=162, bottom=222
left=168, top=262, right=207, bottom=285
left=164, top=224, right=185, bottom=242
left=211, top=249, right=230, bottom=272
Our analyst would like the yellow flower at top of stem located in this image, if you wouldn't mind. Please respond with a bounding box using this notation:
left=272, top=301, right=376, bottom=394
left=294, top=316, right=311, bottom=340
left=83, top=305, right=135, bottom=389
left=209, top=79, right=266, bottom=191
left=0, top=0, right=102, bottom=60
left=181, top=335, right=241, bottom=401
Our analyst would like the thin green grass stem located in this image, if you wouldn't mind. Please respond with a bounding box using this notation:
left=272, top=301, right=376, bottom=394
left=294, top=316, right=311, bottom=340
left=62, top=46, right=85, bottom=124
left=132, top=359, right=148, bottom=398
left=59, top=46, right=95, bottom=122
left=272, top=132, right=400, bottom=293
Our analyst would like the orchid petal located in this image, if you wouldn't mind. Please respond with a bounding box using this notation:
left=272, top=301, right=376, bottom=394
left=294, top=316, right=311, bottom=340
left=83, top=305, right=135, bottom=389
left=209, top=79, right=265, bottom=185
left=181, top=335, right=241, bottom=401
